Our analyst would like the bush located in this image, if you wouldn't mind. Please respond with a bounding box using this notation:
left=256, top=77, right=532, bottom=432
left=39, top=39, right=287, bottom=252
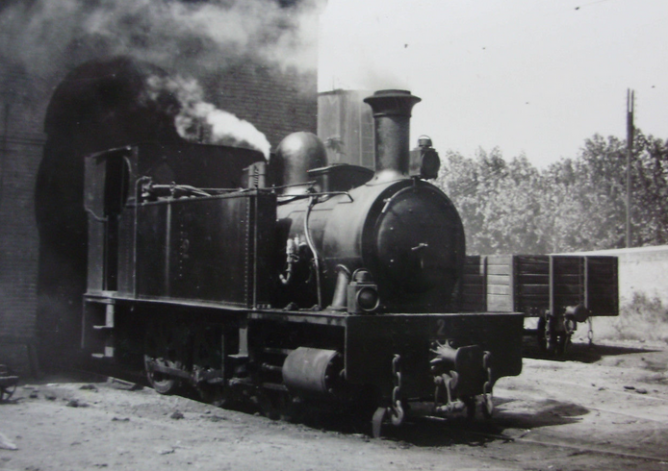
left=603, top=292, right=668, bottom=342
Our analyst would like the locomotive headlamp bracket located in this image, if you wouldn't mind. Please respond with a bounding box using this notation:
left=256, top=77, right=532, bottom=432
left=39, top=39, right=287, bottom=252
left=409, top=136, right=441, bottom=180
left=347, top=269, right=380, bottom=314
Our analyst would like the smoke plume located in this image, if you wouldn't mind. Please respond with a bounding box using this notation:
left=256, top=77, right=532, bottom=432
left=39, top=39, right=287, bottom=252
left=148, top=74, right=271, bottom=157
left=0, top=0, right=324, bottom=141
left=0, top=0, right=324, bottom=79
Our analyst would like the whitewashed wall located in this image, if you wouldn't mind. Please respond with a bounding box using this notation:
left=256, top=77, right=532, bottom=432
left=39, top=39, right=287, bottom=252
left=572, top=245, right=668, bottom=306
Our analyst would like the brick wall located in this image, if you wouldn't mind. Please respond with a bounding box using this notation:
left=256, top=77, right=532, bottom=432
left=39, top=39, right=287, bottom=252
left=0, top=132, right=44, bottom=341
left=209, top=62, right=318, bottom=145
left=0, top=100, right=45, bottom=374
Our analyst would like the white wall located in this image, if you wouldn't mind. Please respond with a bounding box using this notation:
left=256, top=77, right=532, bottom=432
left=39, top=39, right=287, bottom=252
left=572, top=245, right=668, bottom=305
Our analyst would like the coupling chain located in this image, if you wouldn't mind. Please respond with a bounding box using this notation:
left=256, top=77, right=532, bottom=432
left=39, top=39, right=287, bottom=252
left=390, top=354, right=404, bottom=425
left=587, top=317, right=594, bottom=347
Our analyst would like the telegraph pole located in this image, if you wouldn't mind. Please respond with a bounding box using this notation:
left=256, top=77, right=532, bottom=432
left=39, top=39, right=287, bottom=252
left=626, top=89, right=634, bottom=248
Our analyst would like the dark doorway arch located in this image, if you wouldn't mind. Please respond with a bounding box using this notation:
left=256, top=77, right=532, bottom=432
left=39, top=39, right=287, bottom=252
left=35, top=56, right=181, bottom=369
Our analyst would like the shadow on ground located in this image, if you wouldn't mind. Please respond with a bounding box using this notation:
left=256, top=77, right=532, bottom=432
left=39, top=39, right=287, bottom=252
left=523, top=338, right=657, bottom=363
left=277, top=395, right=589, bottom=448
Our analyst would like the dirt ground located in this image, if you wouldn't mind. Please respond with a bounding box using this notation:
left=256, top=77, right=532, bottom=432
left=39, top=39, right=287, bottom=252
left=1, top=336, right=668, bottom=471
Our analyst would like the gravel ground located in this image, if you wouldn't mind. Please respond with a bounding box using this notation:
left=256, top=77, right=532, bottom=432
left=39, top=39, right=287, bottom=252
left=1, top=338, right=667, bottom=471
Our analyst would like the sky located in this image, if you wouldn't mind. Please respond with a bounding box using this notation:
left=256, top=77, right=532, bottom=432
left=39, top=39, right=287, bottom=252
left=318, top=0, right=668, bottom=168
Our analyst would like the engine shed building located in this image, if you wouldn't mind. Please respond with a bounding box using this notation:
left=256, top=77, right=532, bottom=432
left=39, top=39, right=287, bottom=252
left=0, top=58, right=317, bottom=374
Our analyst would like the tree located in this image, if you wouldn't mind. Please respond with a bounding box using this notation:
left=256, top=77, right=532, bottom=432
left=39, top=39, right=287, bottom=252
left=435, top=129, right=668, bottom=255
left=437, top=148, right=547, bottom=255
left=545, top=131, right=668, bottom=251
left=631, top=133, right=668, bottom=245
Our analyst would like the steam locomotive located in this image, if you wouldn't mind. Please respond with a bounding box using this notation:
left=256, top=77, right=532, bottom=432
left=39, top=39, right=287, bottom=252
left=81, top=89, right=524, bottom=436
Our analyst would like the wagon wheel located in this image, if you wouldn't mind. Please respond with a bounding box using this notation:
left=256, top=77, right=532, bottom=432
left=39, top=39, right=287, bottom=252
left=545, top=316, right=565, bottom=356
left=555, top=332, right=569, bottom=355
left=547, top=329, right=559, bottom=356
left=144, top=319, right=185, bottom=395
left=546, top=325, right=569, bottom=356
left=144, top=356, right=181, bottom=395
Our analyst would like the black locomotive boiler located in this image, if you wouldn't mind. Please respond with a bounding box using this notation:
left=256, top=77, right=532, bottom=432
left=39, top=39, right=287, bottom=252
left=81, top=90, right=524, bottom=436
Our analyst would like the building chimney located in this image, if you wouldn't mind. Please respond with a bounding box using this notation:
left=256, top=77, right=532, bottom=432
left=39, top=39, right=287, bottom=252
left=363, top=89, right=421, bottom=179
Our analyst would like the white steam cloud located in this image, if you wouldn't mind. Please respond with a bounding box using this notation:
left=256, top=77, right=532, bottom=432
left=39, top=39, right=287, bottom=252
left=148, top=75, right=271, bottom=158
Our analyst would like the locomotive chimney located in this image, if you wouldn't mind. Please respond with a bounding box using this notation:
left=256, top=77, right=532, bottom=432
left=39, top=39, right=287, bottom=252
left=363, top=89, right=421, bottom=180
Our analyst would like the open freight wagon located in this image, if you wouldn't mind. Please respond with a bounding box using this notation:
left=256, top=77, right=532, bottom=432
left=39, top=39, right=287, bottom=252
left=462, top=255, right=618, bottom=354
